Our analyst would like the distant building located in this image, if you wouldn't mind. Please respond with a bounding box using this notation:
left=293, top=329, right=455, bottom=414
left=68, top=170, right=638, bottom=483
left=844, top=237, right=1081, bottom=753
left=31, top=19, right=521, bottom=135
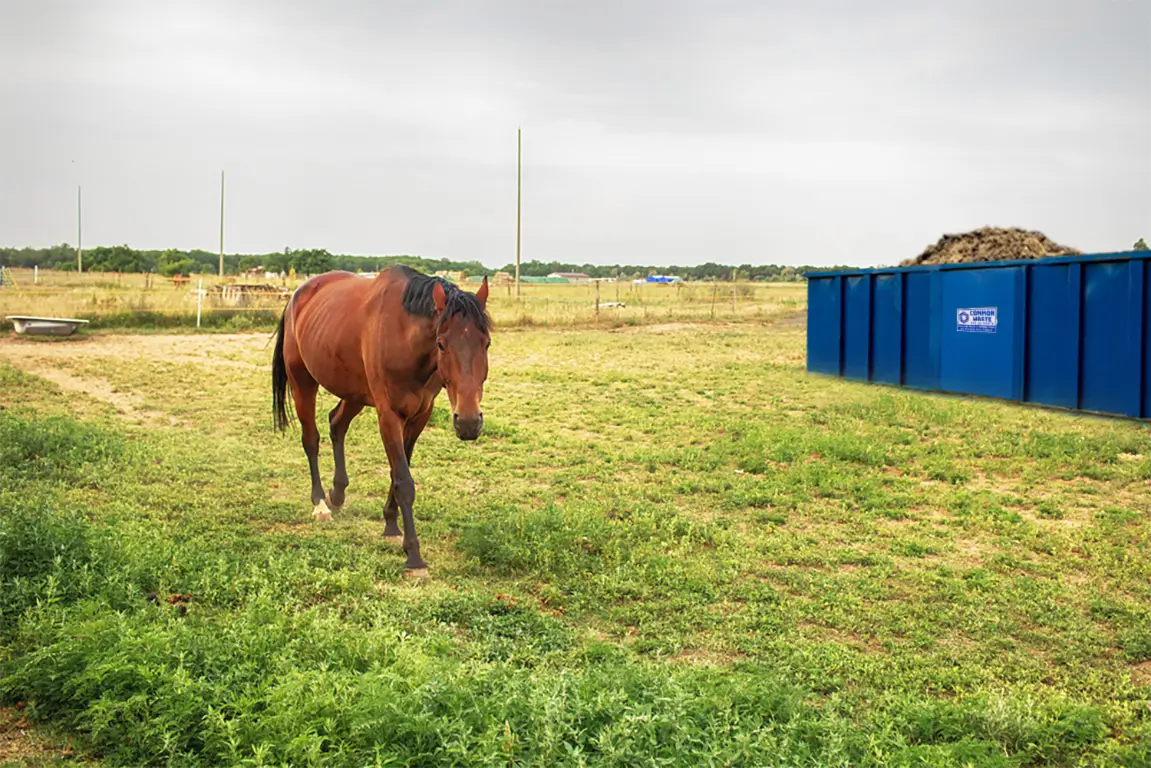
left=520, top=275, right=569, bottom=283
left=547, top=271, right=593, bottom=283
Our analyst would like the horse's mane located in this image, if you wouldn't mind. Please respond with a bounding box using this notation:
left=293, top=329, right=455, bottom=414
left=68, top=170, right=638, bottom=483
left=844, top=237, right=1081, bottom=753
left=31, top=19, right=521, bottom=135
left=395, top=265, right=491, bottom=333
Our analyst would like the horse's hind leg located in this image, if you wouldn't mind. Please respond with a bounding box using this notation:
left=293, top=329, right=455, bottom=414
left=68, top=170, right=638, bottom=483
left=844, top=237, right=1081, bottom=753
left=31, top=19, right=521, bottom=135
left=287, top=367, right=330, bottom=521
left=328, top=399, right=363, bottom=509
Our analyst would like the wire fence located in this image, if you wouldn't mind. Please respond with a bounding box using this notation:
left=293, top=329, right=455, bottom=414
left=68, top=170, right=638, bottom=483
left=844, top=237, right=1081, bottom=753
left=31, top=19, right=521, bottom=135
left=0, top=268, right=808, bottom=331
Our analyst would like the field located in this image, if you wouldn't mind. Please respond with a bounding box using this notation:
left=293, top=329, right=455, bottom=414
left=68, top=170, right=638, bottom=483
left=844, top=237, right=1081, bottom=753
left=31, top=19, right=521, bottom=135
left=0, top=305, right=1149, bottom=766
left=0, top=268, right=801, bottom=332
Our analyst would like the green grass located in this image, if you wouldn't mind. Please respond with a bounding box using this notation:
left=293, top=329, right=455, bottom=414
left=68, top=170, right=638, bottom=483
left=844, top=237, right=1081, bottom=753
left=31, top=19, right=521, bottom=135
left=0, top=321, right=1148, bottom=766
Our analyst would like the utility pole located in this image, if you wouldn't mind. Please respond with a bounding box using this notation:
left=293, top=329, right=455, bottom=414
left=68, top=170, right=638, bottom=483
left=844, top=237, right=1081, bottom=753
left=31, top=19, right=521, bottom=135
left=219, top=170, right=225, bottom=277
left=77, top=186, right=83, bottom=273
left=515, top=127, right=521, bottom=298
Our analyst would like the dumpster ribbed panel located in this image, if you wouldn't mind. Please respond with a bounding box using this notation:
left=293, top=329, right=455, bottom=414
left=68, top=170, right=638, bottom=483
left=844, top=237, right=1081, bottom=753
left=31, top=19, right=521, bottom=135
left=805, top=251, right=1151, bottom=421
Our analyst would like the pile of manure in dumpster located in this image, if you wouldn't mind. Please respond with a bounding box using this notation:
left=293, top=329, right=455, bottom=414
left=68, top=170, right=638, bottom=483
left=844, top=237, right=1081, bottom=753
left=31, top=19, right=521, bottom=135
left=901, top=226, right=1081, bottom=267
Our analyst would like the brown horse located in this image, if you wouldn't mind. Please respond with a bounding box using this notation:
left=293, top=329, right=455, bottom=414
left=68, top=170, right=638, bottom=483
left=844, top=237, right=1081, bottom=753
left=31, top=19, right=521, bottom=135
left=271, top=265, right=491, bottom=571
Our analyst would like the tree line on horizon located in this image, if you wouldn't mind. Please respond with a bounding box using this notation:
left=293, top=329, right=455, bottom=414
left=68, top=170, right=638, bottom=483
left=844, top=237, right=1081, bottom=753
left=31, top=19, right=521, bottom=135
left=0, top=243, right=840, bottom=282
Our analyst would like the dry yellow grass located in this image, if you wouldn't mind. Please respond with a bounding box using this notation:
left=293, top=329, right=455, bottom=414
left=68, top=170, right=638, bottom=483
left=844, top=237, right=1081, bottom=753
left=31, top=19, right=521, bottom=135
left=0, top=268, right=806, bottom=329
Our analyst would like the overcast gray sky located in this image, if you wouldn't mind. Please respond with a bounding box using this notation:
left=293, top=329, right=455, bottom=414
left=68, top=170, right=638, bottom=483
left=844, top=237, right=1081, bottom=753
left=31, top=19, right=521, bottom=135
left=1, top=0, right=1148, bottom=268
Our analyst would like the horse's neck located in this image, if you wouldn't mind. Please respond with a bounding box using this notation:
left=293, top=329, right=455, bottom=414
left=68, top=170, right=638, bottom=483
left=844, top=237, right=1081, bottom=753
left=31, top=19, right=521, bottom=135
left=403, top=320, right=439, bottom=385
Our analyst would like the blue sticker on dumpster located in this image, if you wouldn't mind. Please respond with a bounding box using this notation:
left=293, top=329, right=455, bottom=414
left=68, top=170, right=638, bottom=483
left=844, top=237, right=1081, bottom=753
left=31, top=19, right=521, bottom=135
left=956, top=307, right=997, bottom=333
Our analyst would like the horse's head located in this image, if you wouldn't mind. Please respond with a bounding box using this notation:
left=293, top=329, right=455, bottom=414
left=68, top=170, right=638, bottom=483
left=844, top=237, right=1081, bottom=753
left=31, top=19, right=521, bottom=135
left=432, top=276, right=491, bottom=441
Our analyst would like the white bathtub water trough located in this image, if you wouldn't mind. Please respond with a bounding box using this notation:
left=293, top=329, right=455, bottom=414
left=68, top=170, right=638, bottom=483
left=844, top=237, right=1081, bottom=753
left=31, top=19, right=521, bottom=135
left=6, top=315, right=90, bottom=336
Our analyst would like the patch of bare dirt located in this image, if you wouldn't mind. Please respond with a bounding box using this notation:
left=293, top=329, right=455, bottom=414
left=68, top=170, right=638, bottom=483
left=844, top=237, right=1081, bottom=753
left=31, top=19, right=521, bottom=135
left=0, top=332, right=271, bottom=425
left=1131, top=660, right=1151, bottom=687
left=935, top=634, right=980, bottom=655
left=901, top=226, right=1080, bottom=267
left=759, top=560, right=865, bottom=575
left=797, top=621, right=886, bottom=654
left=1023, top=509, right=1094, bottom=530
left=964, top=473, right=1020, bottom=495
left=610, top=322, right=698, bottom=334
left=557, top=427, right=603, bottom=442
left=0, top=706, right=89, bottom=765
left=1107, top=483, right=1151, bottom=513
left=947, top=537, right=992, bottom=567
left=774, top=313, right=806, bottom=328
left=258, top=520, right=316, bottom=534
left=0, top=332, right=265, bottom=371
left=676, top=389, right=714, bottom=407
left=1063, top=569, right=1095, bottom=586
left=13, top=363, right=172, bottom=426
left=667, top=647, right=748, bottom=666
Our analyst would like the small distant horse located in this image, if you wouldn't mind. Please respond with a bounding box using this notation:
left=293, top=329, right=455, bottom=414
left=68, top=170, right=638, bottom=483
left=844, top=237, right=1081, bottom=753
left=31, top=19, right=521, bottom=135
left=271, top=265, right=491, bottom=571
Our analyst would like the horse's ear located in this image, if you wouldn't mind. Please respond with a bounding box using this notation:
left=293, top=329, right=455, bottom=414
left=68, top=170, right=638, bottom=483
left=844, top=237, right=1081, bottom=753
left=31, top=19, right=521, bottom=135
left=432, top=280, right=448, bottom=315
left=475, top=276, right=489, bottom=308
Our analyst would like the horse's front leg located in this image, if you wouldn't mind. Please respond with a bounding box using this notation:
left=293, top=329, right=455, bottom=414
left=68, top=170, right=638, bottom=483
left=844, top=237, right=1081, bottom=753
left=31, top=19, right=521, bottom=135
left=382, top=406, right=434, bottom=542
left=377, top=408, right=427, bottom=571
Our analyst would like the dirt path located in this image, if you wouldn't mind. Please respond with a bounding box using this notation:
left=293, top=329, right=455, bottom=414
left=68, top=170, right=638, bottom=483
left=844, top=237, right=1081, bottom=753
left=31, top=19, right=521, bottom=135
left=0, top=332, right=267, bottom=371
left=11, top=362, right=172, bottom=425
left=0, top=332, right=267, bottom=425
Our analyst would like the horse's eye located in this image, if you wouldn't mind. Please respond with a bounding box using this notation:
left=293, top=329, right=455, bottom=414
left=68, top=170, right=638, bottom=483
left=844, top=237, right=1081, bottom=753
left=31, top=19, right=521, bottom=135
left=436, top=341, right=445, bottom=352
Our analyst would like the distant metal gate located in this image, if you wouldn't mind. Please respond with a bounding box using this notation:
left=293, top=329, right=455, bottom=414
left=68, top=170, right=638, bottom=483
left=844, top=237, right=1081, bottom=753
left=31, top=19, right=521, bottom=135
left=804, top=250, right=1151, bottom=421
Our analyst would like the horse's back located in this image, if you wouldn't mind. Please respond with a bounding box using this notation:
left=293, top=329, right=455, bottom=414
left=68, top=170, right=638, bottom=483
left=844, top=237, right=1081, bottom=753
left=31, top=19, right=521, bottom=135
left=290, top=270, right=363, bottom=307
left=285, top=271, right=380, bottom=399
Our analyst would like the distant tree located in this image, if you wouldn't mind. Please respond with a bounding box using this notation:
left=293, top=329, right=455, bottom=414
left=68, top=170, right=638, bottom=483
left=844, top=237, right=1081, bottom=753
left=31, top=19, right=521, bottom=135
left=86, top=245, right=147, bottom=273
left=1134, top=238, right=1149, bottom=251
left=158, top=249, right=195, bottom=276
left=156, top=248, right=184, bottom=275
left=0, top=240, right=836, bottom=281
left=292, top=248, right=334, bottom=275
left=260, top=251, right=289, bottom=273
left=237, top=255, right=264, bottom=272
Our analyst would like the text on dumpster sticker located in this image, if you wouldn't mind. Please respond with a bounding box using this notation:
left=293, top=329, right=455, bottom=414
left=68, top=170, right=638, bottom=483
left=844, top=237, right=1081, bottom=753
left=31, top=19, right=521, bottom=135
left=956, top=307, right=997, bottom=333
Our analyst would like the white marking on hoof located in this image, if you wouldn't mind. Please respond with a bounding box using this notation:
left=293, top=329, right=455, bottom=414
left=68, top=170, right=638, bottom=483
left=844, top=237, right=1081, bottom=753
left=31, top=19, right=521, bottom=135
left=403, top=567, right=429, bottom=580
left=383, top=534, right=403, bottom=545
left=312, top=500, right=333, bottom=522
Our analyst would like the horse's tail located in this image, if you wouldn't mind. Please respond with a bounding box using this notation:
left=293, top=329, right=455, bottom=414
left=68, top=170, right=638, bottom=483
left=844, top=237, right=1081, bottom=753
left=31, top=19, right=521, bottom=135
left=271, top=306, right=292, bottom=433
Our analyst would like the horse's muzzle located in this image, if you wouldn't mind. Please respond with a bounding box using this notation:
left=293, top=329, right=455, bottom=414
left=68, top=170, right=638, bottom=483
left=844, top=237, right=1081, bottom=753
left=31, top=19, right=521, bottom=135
left=452, top=412, right=483, bottom=441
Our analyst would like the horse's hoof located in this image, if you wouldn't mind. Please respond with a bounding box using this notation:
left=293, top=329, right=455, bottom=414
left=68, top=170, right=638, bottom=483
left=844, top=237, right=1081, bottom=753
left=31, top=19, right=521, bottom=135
left=403, top=567, right=430, bottom=580
left=383, top=534, right=403, bottom=545
left=312, top=500, right=333, bottom=522
left=328, top=489, right=345, bottom=509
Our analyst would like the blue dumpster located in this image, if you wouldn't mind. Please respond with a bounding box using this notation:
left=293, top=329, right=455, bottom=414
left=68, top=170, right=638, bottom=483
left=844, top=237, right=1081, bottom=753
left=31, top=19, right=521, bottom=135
left=804, top=250, right=1151, bottom=420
